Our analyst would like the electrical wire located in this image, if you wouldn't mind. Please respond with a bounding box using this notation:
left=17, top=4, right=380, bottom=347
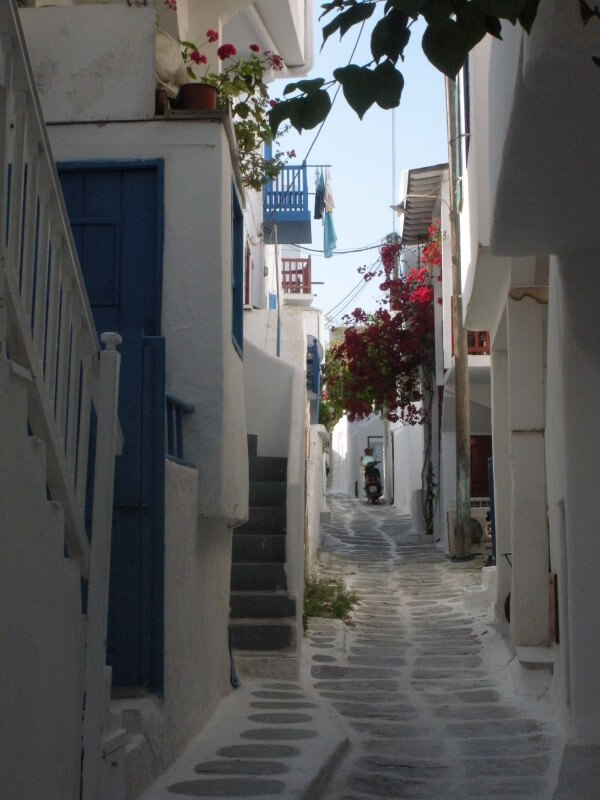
left=285, top=241, right=382, bottom=256
left=324, top=273, right=372, bottom=317
left=325, top=279, right=371, bottom=328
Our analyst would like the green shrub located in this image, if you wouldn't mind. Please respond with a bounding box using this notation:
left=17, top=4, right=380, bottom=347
left=304, top=574, right=358, bottom=622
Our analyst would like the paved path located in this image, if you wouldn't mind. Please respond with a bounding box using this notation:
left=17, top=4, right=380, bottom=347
left=141, top=494, right=564, bottom=800
left=305, top=494, right=563, bottom=799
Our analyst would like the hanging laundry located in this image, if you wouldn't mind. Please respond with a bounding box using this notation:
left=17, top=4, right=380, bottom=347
left=314, top=168, right=325, bottom=220
left=323, top=168, right=337, bottom=258
left=324, top=209, right=337, bottom=258
left=324, top=168, right=335, bottom=214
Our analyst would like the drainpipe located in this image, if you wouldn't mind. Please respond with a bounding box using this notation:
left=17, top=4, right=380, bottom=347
left=274, top=225, right=281, bottom=357
left=445, top=76, right=472, bottom=560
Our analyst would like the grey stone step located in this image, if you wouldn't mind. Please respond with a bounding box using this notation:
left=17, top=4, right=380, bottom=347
left=249, top=455, right=287, bottom=482
left=249, top=481, right=286, bottom=507
left=230, top=591, right=296, bottom=619
left=237, top=507, right=286, bottom=535
left=229, top=619, right=295, bottom=651
left=231, top=563, right=288, bottom=592
left=232, top=533, right=285, bottom=564
left=247, top=433, right=258, bottom=456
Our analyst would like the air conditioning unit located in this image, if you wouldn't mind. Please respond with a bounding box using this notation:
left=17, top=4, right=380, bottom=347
left=448, top=505, right=490, bottom=556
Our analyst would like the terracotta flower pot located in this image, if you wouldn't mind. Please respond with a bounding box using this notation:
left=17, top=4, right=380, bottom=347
left=177, top=83, right=218, bottom=111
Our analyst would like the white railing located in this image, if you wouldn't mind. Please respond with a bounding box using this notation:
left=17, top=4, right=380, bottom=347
left=0, top=1, right=119, bottom=580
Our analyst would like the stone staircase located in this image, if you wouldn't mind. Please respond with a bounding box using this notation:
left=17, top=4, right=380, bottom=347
left=229, top=435, right=298, bottom=676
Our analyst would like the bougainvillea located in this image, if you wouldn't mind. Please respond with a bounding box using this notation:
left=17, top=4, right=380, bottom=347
left=323, top=226, right=439, bottom=533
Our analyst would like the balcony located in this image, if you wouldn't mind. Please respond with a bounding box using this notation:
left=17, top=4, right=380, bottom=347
left=466, top=330, right=491, bottom=355
left=282, top=257, right=311, bottom=294
left=281, top=257, right=313, bottom=306
left=263, top=163, right=312, bottom=245
left=451, top=298, right=491, bottom=356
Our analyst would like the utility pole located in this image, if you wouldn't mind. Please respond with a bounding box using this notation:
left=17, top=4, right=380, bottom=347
left=445, top=76, right=472, bottom=560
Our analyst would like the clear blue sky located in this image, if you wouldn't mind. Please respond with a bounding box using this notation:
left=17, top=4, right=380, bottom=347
left=272, top=9, right=448, bottom=330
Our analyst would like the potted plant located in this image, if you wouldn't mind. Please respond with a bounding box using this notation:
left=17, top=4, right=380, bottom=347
left=159, top=8, right=295, bottom=190
left=177, top=28, right=220, bottom=111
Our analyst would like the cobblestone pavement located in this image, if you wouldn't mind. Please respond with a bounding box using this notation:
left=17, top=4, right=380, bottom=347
left=305, top=494, right=562, bottom=800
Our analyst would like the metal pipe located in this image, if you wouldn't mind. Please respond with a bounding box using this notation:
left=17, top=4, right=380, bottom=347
left=445, top=76, right=472, bottom=560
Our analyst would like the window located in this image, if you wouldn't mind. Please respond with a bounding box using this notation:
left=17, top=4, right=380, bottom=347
left=231, top=186, right=244, bottom=356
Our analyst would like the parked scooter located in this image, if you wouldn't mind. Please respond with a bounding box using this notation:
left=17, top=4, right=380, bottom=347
left=364, top=460, right=383, bottom=504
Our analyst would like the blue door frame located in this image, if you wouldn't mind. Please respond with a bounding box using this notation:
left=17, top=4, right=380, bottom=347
left=59, top=160, right=165, bottom=694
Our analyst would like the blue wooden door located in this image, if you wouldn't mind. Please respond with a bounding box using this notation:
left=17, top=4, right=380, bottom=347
left=59, top=163, right=164, bottom=693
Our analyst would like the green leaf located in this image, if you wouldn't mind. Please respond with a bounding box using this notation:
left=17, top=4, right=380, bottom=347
left=373, top=59, right=404, bottom=109
left=384, top=0, right=425, bottom=18
left=269, top=98, right=298, bottom=135
left=484, top=14, right=503, bottom=39
left=371, top=10, right=410, bottom=64
left=422, top=17, right=473, bottom=77
left=322, top=2, right=376, bottom=48
left=456, top=4, right=489, bottom=51
left=284, top=78, right=327, bottom=95
left=420, top=0, right=455, bottom=28
left=234, top=101, right=250, bottom=119
left=517, top=0, right=540, bottom=33
left=472, top=0, right=529, bottom=23
left=296, top=89, right=332, bottom=131
left=333, top=64, right=376, bottom=119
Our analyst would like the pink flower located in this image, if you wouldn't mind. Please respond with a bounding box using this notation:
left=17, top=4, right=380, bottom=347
left=217, top=43, right=237, bottom=60
left=287, top=150, right=296, bottom=158
left=249, top=43, right=260, bottom=53
left=206, top=29, right=219, bottom=43
left=269, top=99, right=278, bottom=108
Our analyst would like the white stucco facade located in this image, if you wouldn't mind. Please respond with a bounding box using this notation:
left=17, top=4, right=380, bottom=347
left=459, top=0, right=600, bottom=742
left=7, top=0, right=316, bottom=796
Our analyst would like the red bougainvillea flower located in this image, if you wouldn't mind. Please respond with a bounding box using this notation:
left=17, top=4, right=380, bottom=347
left=249, top=43, right=260, bottom=52
left=206, top=29, right=219, bottom=43
left=217, top=43, right=237, bottom=60
left=269, top=99, right=278, bottom=108
left=411, top=285, right=434, bottom=305
left=198, top=54, right=207, bottom=64
left=189, top=49, right=202, bottom=64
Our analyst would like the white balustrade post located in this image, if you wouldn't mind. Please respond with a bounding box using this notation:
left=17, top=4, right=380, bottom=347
left=81, top=332, right=122, bottom=800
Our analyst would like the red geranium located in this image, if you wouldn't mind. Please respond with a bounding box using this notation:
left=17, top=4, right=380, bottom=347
left=217, top=43, right=237, bottom=60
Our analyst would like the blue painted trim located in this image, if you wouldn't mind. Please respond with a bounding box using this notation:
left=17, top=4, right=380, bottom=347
left=231, top=183, right=244, bottom=358
left=57, top=159, right=165, bottom=336
left=143, top=335, right=166, bottom=695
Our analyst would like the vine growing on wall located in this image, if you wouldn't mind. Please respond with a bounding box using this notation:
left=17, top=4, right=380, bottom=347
left=323, top=222, right=442, bottom=533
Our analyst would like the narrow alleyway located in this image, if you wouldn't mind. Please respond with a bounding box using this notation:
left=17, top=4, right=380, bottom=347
left=142, top=494, right=563, bottom=800
left=308, top=494, right=562, bottom=799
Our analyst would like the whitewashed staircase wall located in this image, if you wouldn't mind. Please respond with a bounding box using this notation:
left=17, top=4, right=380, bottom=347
left=0, top=3, right=122, bottom=798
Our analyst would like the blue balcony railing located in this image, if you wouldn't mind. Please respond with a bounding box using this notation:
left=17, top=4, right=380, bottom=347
left=263, top=163, right=312, bottom=245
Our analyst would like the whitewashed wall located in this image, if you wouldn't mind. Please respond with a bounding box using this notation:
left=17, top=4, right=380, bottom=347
left=21, top=5, right=156, bottom=122
left=1, top=366, right=84, bottom=800
left=390, top=421, right=424, bottom=516
left=42, top=119, right=249, bottom=526
left=243, top=339, right=306, bottom=636
left=330, top=415, right=384, bottom=499
left=163, top=460, right=232, bottom=765
left=306, top=425, right=328, bottom=574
